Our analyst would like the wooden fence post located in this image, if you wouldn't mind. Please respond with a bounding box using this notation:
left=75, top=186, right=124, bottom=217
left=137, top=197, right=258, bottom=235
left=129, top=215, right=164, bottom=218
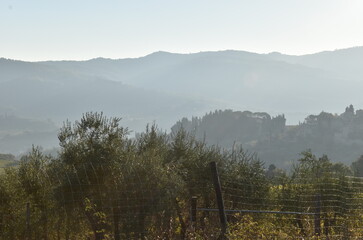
left=210, top=161, right=227, bottom=239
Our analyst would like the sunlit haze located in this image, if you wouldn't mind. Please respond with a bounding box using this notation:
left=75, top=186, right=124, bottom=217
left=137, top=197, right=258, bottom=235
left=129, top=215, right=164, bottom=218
left=2, top=0, right=363, bottom=61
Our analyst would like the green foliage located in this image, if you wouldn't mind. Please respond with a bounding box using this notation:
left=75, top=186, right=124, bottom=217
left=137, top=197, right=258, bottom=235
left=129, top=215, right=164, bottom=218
left=1, top=112, right=363, bottom=239
left=171, top=106, right=363, bottom=167
left=228, top=215, right=300, bottom=240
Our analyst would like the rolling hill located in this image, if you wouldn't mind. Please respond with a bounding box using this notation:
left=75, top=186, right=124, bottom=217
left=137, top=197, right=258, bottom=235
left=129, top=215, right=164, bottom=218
left=1, top=47, right=363, bottom=155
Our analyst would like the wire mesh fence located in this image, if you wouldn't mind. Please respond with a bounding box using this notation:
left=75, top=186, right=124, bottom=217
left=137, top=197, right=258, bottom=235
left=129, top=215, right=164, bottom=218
left=2, top=159, right=363, bottom=239
left=217, top=166, right=363, bottom=239
left=1, top=113, right=363, bottom=239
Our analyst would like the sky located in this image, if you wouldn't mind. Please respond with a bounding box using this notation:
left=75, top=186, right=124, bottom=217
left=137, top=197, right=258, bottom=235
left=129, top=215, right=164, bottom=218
left=2, top=0, right=363, bottom=61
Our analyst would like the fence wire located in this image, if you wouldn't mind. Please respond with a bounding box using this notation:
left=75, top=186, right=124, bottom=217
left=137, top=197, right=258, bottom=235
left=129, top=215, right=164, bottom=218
left=218, top=171, right=363, bottom=239
left=2, top=154, right=363, bottom=240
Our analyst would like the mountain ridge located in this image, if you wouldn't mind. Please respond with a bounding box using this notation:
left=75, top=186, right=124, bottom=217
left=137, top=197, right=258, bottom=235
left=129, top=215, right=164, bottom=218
left=2, top=46, right=363, bottom=154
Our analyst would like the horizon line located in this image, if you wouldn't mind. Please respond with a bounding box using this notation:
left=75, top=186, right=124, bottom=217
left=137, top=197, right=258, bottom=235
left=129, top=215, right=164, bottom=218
left=1, top=45, right=363, bottom=63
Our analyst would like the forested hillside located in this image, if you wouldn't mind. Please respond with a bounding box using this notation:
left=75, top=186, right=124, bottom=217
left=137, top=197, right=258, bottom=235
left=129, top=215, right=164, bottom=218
left=2, top=47, right=363, bottom=157
left=2, top=47, right=363, bottom=132
left=172, top=105, right=363, bottom=167
left=40, top=48, right=363, bottom=124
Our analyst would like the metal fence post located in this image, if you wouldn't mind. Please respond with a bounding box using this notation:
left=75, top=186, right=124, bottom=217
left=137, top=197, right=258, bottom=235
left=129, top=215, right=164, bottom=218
left=210, top=161, right=227, bottom=239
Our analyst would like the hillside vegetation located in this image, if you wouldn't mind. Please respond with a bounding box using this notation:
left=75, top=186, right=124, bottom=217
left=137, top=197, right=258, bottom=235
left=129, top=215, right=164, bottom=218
left=2, top=47, right=363, bottom=131
left=2, top=47, right=363, bottom=154
left=172, top=105, right=363, bottom=167
left=1, top=113, right=363, bottom=239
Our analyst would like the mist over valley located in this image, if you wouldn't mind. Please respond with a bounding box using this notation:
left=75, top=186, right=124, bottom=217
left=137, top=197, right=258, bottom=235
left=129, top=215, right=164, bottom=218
left=2, top=47, right=363, bottom=166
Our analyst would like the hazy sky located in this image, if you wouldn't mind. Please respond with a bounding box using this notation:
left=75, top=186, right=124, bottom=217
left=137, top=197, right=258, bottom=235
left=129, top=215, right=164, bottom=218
left=2, top=0, right=363, bottom=61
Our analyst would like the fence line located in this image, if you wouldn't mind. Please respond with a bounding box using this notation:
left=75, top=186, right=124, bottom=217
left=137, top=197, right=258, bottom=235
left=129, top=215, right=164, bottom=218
left=2, top=159, right=363, bottom=239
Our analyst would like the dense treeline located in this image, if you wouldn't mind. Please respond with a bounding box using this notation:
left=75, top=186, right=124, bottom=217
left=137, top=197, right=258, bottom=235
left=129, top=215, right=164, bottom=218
left=172, top=105, right=363, bottom=167
left=1, top=112, right=363, bottom=239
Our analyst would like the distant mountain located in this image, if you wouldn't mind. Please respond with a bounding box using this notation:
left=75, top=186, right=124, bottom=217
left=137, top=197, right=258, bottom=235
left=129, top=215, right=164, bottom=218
left=0, top=57, right=215, bottom=153
left=267, top=46, right=363, bottom=81
left=39, top=48, right=363, bottom=123
left=0, top=57, right=214, bottom=128
left=1, top=46, right=363, bottom=154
